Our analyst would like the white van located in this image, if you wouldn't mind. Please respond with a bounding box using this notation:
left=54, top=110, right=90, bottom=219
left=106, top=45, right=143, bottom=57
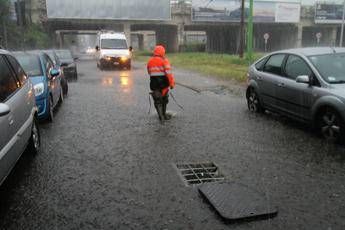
left=96, top=31, right=132, bottom=70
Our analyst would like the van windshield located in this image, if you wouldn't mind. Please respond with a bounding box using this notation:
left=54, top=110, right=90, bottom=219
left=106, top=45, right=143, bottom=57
left=101, top=39, right=128, bottom=49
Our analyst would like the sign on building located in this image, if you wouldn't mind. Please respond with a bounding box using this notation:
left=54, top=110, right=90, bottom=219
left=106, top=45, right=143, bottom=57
left=191, top=0, right=300, bottom=23
left=315, top=2, right=344, bottom=24
left=46, top=0, right=171, bottom=20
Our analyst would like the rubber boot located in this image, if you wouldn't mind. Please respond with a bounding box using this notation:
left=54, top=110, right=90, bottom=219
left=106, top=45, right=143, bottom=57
left=163, top=102, right=172, bottom=120
left=155, top=103, right=164, bottom=122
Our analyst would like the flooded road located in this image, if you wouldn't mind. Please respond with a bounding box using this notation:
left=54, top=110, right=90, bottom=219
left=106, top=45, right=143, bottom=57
left=1, top=60, right=345, bottom=230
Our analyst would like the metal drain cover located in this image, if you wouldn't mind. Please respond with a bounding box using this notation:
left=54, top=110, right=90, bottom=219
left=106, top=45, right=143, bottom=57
left=199, top=182, right=278, bottom=221
left=175, top=162, right=224, bottom=185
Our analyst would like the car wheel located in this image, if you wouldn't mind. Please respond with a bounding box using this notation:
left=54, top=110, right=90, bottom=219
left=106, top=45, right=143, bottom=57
left=247, top=88, right=263, bottom=113
left=318, top=108, right=344, bottom=142
left=27, top=117, right=41, bottom=154
left=47, top=96, right=54, bottom=122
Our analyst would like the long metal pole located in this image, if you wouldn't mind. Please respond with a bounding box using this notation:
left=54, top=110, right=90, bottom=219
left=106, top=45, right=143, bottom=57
left=16, top=0, right=25, bottom=50
left=246, top=0, right=254, bottom=62
left=340, top=0, right=345, bottom=47
left=239, top=0, right=245, bottom=58
left=2, top=20, right=8, bottom=48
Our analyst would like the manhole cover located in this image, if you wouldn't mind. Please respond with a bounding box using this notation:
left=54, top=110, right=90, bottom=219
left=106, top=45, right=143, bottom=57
left=175, top=162, right=225, bottom=185
left=199, top=182, right=278, bottom=221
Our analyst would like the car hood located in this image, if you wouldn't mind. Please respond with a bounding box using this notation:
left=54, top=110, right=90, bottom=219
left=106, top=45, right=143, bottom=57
left=60, top=58, right=74, bottom=65
left=29, top=75, right=45, bottom=85
left=100, top=49, right=130, bottom=57
left=330, top=84, right=345, bottom=98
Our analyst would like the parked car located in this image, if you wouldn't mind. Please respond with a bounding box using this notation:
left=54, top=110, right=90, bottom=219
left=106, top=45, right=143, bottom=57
left=246, top=47, right=345, bottom=142
left=13, top=51, right=63, bottom=122
left=44, top=50, right=68, bottom=95
left=55, top=49, right=78, bottom=80
left=0, top=49, right=41, bottom=185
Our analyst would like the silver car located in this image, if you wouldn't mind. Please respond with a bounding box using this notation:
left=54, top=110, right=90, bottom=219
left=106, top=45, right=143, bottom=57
left=0, top=50, right=41, bottom=185
left=246, top=47, right=345, bottom=142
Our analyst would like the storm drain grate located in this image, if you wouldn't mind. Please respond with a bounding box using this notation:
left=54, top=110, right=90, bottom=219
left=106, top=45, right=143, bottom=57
left=175, top=162, right=225, bottom=185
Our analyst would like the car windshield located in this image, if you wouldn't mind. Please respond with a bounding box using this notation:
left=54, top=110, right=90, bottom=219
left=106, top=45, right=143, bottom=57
left=55, top=50, right=73, bottom=59
left=45, top=51, right=57, bottom=64
left=101, top=39, right=128, bottom=49
left=309, top=53, right=345, bottom=84
left=14, top=55, right=43, bottom=77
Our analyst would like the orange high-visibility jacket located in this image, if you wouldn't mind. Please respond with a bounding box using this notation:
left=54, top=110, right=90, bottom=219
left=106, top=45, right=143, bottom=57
left=147, top=45, right=175, bottom=89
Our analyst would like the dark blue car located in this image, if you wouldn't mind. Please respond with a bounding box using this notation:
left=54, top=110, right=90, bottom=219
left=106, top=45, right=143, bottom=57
left=13, top=51, right=63, bottom=122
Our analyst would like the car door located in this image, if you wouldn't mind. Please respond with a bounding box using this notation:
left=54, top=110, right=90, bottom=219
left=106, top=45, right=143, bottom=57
left=6, top=55, right=34, bottom=146
left=0, top=55, right=22, bottom=183
left=259, top=54, right=287, bottom=109
left=277, top=54, right=316, bottom=121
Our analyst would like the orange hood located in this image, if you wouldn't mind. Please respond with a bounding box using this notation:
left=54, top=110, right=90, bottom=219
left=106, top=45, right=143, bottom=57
left=153, top=45, right=166, bottom=57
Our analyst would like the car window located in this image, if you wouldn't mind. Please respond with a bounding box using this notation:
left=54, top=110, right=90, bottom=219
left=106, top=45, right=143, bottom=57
left=263, top=54, right=286, bottom=76
left=6, top=55, right=27, bottom=86
left=43, top=55, right=53, bottom=76
left=0, top=55, right=19, bottom=102
left=14, top=53, right=43, bottom=77
left=255, top=57, right=268, bottom=71
left=285, top=55, right=312, bottom=80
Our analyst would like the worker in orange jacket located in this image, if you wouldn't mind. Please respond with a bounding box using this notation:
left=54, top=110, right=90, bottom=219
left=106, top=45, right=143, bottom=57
left=147, top=45, right=175, bottom=121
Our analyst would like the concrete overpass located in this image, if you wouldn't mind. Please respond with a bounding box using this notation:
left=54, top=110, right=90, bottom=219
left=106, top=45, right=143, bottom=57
left=31, top=1, right=343, bottom=54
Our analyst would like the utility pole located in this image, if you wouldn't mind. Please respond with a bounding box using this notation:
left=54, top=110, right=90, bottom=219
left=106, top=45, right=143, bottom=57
left=246, top=0, right=254, bottom=62
left=2, top=20, right=8, bottom=48
left=340, top=0, right=345, bottom=47
left=239, top=0, right=245, bottom=58
left=16, top=0, right=25, bottom=50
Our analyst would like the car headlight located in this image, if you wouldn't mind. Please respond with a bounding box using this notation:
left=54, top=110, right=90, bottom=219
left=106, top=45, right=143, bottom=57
left=34, top=83, right=45, bottom=96
left=120, top=56, right=129, bottom=62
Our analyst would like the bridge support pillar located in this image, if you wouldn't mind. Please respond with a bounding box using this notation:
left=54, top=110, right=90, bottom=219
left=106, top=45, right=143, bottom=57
left=123, top=23, right=131, bottom=47
left=331, top=26, right=337, bottom=46
left=156, top=25, right=178, bottom=53
left=177, top=23, right=185, bottom=50
left=296, top=24, right=303, bottom=48
left=56, top=31, right=64, bottom=49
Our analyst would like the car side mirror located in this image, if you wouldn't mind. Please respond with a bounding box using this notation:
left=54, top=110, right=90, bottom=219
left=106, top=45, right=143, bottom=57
left=129, top=46, right=133, bottom=52
left=95, top=46, right=100, bottom=51
left=296, top=75, right=310, bottom=84
left=0, top=103, right=10, bottom=117
left=50, top=68, right=60, bottom=78
left=74, top=57, right=79, bottom=61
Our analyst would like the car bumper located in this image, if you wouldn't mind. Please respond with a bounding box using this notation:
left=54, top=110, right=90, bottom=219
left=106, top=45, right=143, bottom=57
left=36, top=97, right=48, bottom=119
left=100, top=57, right=130, bottom=67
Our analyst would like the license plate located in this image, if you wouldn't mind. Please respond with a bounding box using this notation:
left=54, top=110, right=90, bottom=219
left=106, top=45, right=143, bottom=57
left=114, top=62, right=119, bottom=65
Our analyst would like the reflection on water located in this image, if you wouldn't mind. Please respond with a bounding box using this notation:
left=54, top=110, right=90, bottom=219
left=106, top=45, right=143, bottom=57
left=119, top=71, right=132, bottom=93
left=101, top=77, right=113, bottom=86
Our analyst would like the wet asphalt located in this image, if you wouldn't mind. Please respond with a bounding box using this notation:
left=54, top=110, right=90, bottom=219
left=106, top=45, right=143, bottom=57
left=1, top=59, right=345, bottom=230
